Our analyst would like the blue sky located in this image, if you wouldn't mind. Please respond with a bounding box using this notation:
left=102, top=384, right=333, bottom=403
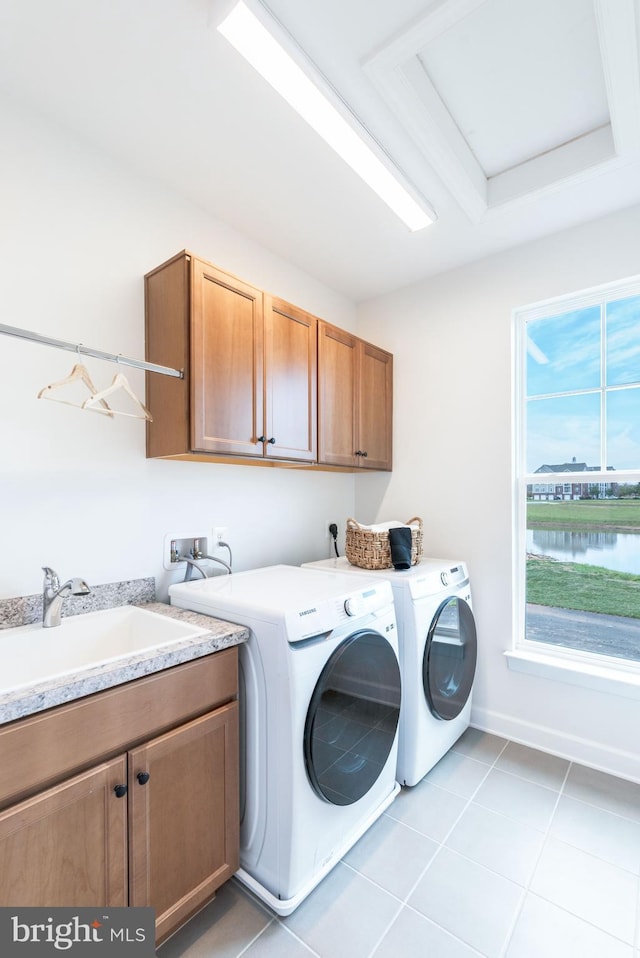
left=606, top=295, right=640, bottom=386
left=525, top=296, right=640, bottom=472
left=526, top=305, right=600, bottom=396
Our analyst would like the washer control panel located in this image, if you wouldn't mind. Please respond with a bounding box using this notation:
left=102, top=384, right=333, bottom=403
left=343, top=585, right=389, bottom=617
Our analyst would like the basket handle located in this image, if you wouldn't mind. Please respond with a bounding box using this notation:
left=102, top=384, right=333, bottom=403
left=346, top=518, right=362, bottom=530
left=405, top=517, right=423, bottom=529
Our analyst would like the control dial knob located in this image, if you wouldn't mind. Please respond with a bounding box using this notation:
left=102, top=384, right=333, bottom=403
left=344, top=596, right=363, bottom=617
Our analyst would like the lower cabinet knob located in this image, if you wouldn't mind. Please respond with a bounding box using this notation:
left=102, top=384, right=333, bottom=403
left=257, top=435, right=267, bottom=443
left=267, top=437, right=276, bottom=444
left=137, top=771, right=150, bottom=785
left=114, top=784, right=128, bottom=798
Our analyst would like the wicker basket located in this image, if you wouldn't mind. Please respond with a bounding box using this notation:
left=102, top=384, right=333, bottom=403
left=345, top=517, right=423, bottom=570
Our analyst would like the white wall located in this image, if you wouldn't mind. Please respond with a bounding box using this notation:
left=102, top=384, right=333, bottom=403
left=3, top=91, right=638, bottom=781
left=0, top=94, right=356, bottom=602
left=357, top=204, right=640, bottom=782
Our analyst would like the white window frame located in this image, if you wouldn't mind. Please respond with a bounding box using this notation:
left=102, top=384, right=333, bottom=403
left=510, top=274, right=640, bottom=698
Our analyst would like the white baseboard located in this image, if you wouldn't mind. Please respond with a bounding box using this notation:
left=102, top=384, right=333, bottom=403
left=470, top=705, right=640, bottom=784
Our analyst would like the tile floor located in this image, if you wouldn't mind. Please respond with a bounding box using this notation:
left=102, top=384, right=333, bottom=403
left=159, top=729, right=640, bottom=958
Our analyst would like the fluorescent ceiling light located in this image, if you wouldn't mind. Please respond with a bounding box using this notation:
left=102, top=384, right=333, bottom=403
left=217, top=1, right=436, bottom=231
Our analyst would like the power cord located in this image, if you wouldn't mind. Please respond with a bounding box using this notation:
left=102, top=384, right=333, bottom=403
left=217, top=540, right=233, bottom=571
left=329, top=523, right=339, bottom=558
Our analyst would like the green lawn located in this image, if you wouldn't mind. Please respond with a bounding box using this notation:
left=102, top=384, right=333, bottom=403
left=527, top=557, right=640, bottom=618
left=527, top=499, right=640, bottom=531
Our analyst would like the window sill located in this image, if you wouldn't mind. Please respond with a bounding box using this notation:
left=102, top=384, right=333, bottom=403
left=505, top=647, right=640, bottom=701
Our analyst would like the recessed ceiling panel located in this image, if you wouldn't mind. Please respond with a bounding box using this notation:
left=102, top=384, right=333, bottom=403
left=417, top=0, right=609, bottom=177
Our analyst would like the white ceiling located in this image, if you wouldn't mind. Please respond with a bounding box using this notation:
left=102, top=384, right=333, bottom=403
left=1, top=0, right=639, bottom=301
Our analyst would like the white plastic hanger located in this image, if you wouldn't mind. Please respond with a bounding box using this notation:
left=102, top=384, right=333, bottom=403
left=37, top=363, right=114, bottom=417
left=82, top=371, right=153, bottom=421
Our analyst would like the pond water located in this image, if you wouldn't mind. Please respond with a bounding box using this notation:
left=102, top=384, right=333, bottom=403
left=526, top=528, right=640, bottom=575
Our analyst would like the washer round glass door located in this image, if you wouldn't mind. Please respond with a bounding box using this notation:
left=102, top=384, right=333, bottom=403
left=423, top=596, right=477, bottom=720
left=304, top=629, right=401, bottom=806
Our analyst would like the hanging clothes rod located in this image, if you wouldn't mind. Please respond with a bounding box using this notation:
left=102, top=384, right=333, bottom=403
left=0, top=322, right=184, bottom=379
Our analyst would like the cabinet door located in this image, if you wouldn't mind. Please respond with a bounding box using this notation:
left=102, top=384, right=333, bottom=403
left=191, top=258, right=264, bottom=457
left=358, top=340, right=393, bottom=470
left=128, top=702, right=239, bottom=945
left=265, top=297, right=317, bottom=462
left=318, top=321, right=358, bottom=467
left=0, top=756, right=128, bottom=907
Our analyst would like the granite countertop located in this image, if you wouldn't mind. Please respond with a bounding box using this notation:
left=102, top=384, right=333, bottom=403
left=0, top=602, right=248, bottom=725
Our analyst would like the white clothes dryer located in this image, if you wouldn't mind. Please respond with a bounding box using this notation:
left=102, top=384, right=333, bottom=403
left=302, top=557, right=477, bottom=786
left=169, top=565, right=401, bottom=915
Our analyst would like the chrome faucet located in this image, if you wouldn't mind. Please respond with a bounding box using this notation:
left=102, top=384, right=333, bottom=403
left=42, top=566, right=91, bottom=628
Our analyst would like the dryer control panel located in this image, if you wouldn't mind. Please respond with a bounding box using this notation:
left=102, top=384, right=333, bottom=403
left=408, top=562, right=469, bottom=601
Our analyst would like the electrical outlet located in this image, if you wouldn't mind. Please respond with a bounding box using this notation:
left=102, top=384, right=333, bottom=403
left=326, top=520, right=337, bottom=539
left=213, top=526, right=228, bottom=545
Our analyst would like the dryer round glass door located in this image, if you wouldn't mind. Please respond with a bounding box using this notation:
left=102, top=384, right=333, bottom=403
left=304, top=629, right=401, bottom=806
left=423, top=596, right=477, bottom=721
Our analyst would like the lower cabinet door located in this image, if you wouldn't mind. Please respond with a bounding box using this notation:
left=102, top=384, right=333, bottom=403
left=128, top=702, right=239, bottom=944
left=0, top=756, right=128, bottom=907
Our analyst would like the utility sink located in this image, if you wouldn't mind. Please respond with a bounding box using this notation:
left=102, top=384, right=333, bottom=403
left=0, top=605, right=211, bottom=694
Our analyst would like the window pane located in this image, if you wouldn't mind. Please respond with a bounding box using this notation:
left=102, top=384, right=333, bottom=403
left=607, top=387, right=640, bottom=470
left=526, top=306, right=601, bottom=397
left=525, top=499, right=640, bottom=663
left=526, top=393, right=600, bottom=473
left=520, top=281, right=640, bottom=669
left=606, top=294, right=640, bottom=387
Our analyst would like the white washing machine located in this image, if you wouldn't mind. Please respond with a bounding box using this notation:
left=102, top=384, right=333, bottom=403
left=169, top=565, right=401, bottom=915
left=302, top=557, right=477, bottom=786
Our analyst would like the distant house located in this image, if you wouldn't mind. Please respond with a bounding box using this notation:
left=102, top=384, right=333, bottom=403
left=528, top=458, right=617, bottom=500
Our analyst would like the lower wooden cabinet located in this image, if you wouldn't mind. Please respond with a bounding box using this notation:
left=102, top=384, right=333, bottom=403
left=129, top=703, right=239, bottom=943
left=0, top=756, right=128, bottom=907
left=0, top=650, right=240, bottom=946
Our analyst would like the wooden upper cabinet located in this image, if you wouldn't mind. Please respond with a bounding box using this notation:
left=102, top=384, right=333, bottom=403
left=191, top=258, right=264, bottom=457
left=357, top=339, right=393, bottom=470
left=145, top=251, right=391, bottom=470
left=317, top=322, right=357, bottom=468
left=264, top=296, right=317, bottom=462
left=145, top=252, right=317, bottom=463
left=318, top=321, right=392, bottom=471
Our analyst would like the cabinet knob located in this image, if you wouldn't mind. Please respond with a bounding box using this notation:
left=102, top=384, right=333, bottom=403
left=113, top=784, right=128, bottom=798
left=137, top=771, right=150, bottom=785
left=267, top=437, right=276, bottom=444
left=257, top=435, right=267, bottom=443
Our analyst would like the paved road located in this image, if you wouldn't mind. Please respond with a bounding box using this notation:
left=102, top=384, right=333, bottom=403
left=526, top=604, right=640, bottom=662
